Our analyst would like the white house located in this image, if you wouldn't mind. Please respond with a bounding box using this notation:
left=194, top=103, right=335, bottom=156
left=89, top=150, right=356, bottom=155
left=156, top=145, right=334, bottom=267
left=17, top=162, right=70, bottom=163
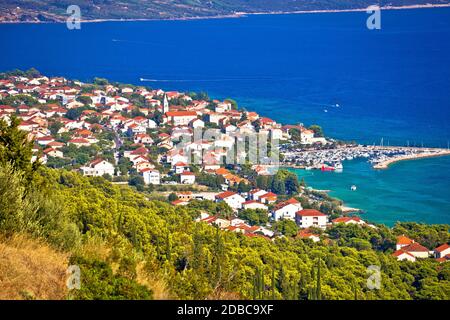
left=270, top=128, right=283, bottom=140
left=174, top=162, right=189, bottom=174
left=141, top=169, right=160, bottom=185
left=272, top=198, right=302, bottom=221
left=224, top=124, right=237, bottom=134
left=213, top=218, right=231, bottom=229
left=332, top=216, right=366, bottom=225
left=434, top=244, right=450, bottom=259
left=43, top=147, right=63, bottom=159
left=301, top=128, right=315, bottom=144
left=214, top=135, right=235, bottom=150
left=81, top=159, right=115, bottom=177
left=147, top=119, right=157, bottom=129
left=242, top=200, right=268, bottom=211
left=295, top=209, right=327, bottom=229
left=297, top=229, right=320, bottom=243
left=248, top=189, right=268, bottom=201
left=167, top=150, right=189, bottom=165
left=398, top=243, right=430, bottom=259
left=392, top=250, right=416, bottom=262
left=164, top=111, right=198, bottom=126
left=120, top=87, right=133, bottom=94
left=215, top=102, right=232, bottom=113
left=189, top=118, right=205, bottom=129
left=180, top=171, right=196, bottom=185
left=35, top=136, right=55, bottom=146
left=215, top=191, right=245, bottom=211
left=258, top=227, right=275, bottom=238
left=230, top=218, right=246, bottom=227
left=195, top=212, right=210, bottom=222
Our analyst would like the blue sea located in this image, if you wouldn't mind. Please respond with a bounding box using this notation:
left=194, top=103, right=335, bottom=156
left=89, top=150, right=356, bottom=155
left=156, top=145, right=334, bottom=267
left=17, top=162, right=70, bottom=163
left=0, top=8, right=449, bottom=225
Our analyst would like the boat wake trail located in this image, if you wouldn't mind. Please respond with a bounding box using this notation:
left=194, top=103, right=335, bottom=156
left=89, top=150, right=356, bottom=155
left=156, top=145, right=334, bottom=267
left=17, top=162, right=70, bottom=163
left=139, top=76, right=312, bottom=83
left=139, top=78, right=254, bottom=82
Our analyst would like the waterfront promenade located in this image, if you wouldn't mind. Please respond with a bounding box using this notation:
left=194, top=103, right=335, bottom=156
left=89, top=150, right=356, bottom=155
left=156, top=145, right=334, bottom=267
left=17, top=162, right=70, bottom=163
left=281, top=145, right=450, bottom=170
left=373, top=148, right=450, bottom=169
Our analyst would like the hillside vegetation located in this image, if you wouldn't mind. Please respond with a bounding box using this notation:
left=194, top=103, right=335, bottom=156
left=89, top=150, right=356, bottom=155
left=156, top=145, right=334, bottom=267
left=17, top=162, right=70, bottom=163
left=0, top=234, right=68, bottom=300
left=1, top=0, right=449, bottom=22
left=0, top=118, right=449, bottom=300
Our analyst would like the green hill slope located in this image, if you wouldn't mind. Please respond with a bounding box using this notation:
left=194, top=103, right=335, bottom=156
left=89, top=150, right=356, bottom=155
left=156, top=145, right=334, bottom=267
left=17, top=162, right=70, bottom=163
left=1, top=117, right=449, bottom=300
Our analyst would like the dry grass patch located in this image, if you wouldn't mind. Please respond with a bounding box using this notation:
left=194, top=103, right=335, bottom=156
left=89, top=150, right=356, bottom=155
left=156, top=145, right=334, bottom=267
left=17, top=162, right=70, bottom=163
left=0, top=234, right=69, bottom=300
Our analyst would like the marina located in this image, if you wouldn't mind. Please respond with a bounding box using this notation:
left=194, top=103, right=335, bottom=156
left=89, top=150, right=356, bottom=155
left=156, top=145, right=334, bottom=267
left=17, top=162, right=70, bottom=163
left=281, top=145, right=450, bottom=171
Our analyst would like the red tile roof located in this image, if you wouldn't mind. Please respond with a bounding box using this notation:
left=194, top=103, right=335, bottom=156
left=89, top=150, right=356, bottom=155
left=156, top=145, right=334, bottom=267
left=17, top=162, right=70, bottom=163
left=297, top=229, right=320, bottom=240
left=402, top=242, right=429, bottom=252
left=435, top=243, right=450, bottom=253
left=216, top=191, right=237, bottom=199
left=396, top=235, right=414, bottom=245
left=285, top=197, right=299, bottom=204
left=165, top=111, right=197, bottom=117
left=68, top=138, right=90, bottom=144
left=332, top=216, right=362, bottom=223
left=393, top=249, right=415, bottom=258
left=88, top=158, right=106, bottom=167
left=259, top=192, right=277, bottom=199
left=296, top=209, right=326, bottom=217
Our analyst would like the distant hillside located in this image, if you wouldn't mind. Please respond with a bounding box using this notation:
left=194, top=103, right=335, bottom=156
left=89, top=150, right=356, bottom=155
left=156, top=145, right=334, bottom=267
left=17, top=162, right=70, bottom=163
left=1, top=0, right=450, bottom=23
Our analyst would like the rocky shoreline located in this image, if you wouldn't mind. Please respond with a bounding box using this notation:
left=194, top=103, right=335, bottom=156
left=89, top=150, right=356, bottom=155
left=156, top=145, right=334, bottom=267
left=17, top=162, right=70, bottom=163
left=1, top=3, right=449, bottom=24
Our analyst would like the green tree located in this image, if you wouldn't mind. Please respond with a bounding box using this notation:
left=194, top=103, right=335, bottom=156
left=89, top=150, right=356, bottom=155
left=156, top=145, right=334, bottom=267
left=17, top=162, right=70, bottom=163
left=285, top=175, right=300, bottom=194
left=48, top=120, right=63, bottom=136
left=0, top=116, right=39, bottom=183
left=309, top=125, right=324, bottom=137
left=224, top=98, right=238, bottom=110
left=273, top=219, right=298, bottom=237
left=238, top=209, right=269, bottom=226
left=237, top=181, right=251, bottom=193
left=168, top=192, right=178, bottom=202
left=69, top=255, right=153, bottom=300
left=66, top=107, right=85, bottom=120
left=77, top=95, right=93, bottom=106
left=93, top=77, right=109, bottom=86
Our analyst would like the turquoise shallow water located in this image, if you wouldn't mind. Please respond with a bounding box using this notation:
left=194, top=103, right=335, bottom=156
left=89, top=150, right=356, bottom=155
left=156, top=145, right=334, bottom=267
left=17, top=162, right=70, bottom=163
left=290, top=156, right=450, bottom=226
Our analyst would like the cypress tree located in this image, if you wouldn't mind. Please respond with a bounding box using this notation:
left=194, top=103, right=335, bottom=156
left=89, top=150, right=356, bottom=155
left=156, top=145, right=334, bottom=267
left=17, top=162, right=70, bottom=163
left=166, top=234, right=171, bottom=261
left=277, top=266, right=284, bottom=292
left=259, top=267, right=264, bottom=300
left=117, top=211, right=123, bottom=233
left=213, top=227, right=224, bottom=284
left=131, top=221, right=137, bottom=247
left=253, top=267, right=259, bottom=300
left=309, top=264, right=316, bottom=300
left=271, top=268, right=276, bottom=300
left=155, top=235, right=161, bottom=261
left=316, top=258, right=322, bottom=300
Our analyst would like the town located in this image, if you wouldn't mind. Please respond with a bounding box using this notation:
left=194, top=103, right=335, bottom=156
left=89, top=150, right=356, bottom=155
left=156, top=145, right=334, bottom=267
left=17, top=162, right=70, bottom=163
left=0, top=69, right=448, bottom=264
